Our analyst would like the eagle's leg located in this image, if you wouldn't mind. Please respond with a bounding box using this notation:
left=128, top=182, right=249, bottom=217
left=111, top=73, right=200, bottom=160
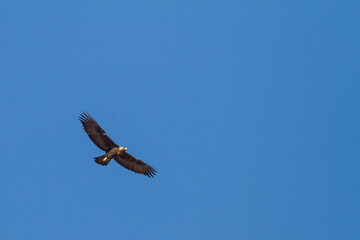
left=94, top=154, right=111, bottom=166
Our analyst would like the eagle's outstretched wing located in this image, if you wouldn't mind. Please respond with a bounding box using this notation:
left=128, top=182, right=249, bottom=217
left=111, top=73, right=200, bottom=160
left=114, top=152, right=157, bottom=178
left=79, top=112, right=118, bottom=152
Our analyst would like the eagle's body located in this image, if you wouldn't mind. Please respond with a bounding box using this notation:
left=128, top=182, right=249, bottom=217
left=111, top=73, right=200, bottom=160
left=79, top=112, right=156, bottom=178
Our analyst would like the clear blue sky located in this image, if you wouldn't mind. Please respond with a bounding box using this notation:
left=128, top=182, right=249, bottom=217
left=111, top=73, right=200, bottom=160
left=0, top=1, right=359, bottom=239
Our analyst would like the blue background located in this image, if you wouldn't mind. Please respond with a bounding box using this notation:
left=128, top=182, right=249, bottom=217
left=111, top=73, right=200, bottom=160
left=1, top=1, right=359, bottom=239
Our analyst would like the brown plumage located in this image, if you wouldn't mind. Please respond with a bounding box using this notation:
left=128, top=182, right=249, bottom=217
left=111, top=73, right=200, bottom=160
left=79, top=112, right=157, bottom=178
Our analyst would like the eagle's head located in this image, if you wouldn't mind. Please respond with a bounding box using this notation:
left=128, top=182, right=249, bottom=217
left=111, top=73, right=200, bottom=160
left=119, top=146, right=127, bottom=151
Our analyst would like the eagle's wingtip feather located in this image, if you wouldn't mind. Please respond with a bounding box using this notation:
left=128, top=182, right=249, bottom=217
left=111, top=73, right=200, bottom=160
left=79, top=112, right=94, bottom=123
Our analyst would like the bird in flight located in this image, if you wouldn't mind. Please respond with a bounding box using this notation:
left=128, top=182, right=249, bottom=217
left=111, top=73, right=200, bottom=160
left=79, top=112, right=157, bottom=178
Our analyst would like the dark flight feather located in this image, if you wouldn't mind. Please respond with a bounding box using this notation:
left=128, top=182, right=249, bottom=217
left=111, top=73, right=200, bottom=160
left=114, top=152, right=157, bottom=178
left=79, top=112, right=118, bottom=152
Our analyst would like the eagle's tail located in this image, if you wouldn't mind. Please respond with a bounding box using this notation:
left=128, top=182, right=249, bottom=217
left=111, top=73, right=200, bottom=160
left=94, top=155, right=111, bottom=166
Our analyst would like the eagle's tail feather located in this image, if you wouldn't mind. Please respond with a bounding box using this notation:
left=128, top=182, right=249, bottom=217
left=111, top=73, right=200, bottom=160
left=94, top=155, right=111, bottom=166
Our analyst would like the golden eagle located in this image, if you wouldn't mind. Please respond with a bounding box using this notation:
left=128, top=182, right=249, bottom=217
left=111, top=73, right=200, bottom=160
left=79, top=112, right=156, bottom=178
